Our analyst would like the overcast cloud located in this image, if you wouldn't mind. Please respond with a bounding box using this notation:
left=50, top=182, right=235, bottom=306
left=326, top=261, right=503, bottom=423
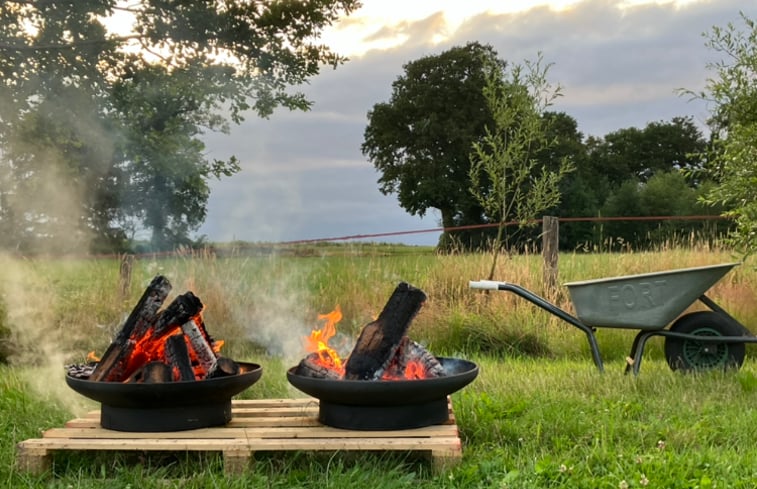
left=197, top=0, right=753, bottom=246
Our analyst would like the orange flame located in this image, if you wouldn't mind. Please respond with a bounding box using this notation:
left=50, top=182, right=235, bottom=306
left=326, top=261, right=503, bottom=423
left=303, top=306, right=432, bottom=381
left=304, top=305, right=345, bottom=373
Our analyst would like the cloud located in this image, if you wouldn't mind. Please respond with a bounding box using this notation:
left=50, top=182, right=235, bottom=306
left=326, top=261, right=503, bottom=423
left=448, top=0, right=736, bottom=133
left=198, top=0, right=755, bottom=245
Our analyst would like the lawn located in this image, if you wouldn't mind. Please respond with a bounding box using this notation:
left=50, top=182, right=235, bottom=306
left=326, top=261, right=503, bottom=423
left=2, top=245, right=756, bottom=488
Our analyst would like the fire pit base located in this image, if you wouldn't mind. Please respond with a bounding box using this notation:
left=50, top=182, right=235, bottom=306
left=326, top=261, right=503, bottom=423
left=101, top=400, right=232, bottom=432
left=319, top=398, right=449, bottom=430
left=287, top=357, right=478, bottom=431
left=66, top=362, right=263, bottom=432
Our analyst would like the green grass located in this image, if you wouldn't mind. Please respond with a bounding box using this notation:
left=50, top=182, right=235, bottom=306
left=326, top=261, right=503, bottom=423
left=2, top=245, right=757, bottom=487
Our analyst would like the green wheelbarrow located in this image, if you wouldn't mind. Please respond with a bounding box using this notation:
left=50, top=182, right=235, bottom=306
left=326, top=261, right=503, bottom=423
left=470, top=263, right=757, bottom=375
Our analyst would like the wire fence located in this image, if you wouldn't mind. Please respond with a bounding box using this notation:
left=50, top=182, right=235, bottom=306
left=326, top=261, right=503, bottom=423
left=279, top=214, right=728, bottom=245
left=3, top=214, right=731, bottom=260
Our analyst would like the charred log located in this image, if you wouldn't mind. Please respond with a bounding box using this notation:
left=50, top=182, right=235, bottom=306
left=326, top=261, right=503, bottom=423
left=142, top=362, right=173, bottom=383
left=89, top=275, right=172, bottom=382
left=165, top=334, right=195, bottom=381
left=181, top=318, right=218, bottom=378
left=343, top=282, right=427, bottom=380
left=208, top=357, right=241, bottom=379
left=125, top=361, right=173, bottom=383
left=194, top=317, right=217, bottom=351
left=295, top=352, right=342, bottom=380
left=152, top=291, right=204, bottom=337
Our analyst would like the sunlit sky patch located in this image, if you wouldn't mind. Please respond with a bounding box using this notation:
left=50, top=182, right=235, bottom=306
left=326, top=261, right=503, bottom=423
left=321, top=0, right=707, bottom=56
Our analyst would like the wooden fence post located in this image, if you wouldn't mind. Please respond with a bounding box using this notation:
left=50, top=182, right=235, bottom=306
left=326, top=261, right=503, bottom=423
left=119, top=254, right=135, bottom=299
left=542, top=216, right=559, bottom=298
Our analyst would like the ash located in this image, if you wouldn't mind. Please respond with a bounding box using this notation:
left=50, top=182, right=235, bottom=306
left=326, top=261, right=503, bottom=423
left=65, top=363, right=97, bottom=379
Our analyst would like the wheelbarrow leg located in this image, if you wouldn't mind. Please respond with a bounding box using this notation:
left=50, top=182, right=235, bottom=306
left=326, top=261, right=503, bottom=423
left=503, top=283, right=605, bottom=373
left=624, top=333, right=643, bottom=375
left=625, top=331, right=658, bottom=376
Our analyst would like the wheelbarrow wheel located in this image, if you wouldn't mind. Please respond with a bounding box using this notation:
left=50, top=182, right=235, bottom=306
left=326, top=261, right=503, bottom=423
left=664, top=311, right=745, bottom=372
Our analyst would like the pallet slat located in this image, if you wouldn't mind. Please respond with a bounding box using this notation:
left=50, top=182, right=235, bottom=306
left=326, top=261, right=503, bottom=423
left=17, top=398, right=463, bottom=475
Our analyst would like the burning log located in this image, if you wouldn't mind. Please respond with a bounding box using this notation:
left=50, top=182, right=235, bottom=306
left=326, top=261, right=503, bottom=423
left=92, top=289, right=206, bottom=382
left=344, top=282, right=427, bottom=380
left=295, top=352, right=343, bottom=380
left=153, top=292, right=204, bottom=337
left=181, top=317, right=218, bottom=377
left=293, top=282, right=445, bottom=381
left=165, top=334, right=195, bottom=381
left=89, top=276, right=172, bottom=382
left=79, top=274, right=236, bottom=384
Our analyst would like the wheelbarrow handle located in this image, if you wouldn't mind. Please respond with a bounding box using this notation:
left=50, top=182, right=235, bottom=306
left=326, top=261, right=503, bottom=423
left=469, top=280, right=507, bottom=290
left=468, top=278, right=605, bottom=373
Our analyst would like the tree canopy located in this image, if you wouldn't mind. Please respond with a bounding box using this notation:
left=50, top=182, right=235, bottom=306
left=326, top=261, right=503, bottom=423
left=361, top=42, right=501, bottom=247
left=584, top=117, right=707, bottom=187
left=0, top=0, right=360, bottom=253
left=690, top=12, right=757, bottom=256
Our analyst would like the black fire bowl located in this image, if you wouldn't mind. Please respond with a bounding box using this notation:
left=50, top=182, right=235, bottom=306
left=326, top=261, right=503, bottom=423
left=287, top=357, right=478, bottom=430
left=65, top=362, right=263, bottom=432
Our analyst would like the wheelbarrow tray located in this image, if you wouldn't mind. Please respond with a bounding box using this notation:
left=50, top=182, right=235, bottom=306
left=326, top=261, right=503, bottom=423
left=564, top=263, right=739, bottom=330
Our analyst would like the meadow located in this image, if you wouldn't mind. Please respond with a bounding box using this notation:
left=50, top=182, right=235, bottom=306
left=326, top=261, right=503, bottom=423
left=2, top=243, right=757, bottom=488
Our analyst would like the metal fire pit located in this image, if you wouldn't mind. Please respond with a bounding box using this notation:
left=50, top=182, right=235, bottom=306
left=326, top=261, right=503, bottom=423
left=287, top=357, right=478, bottom=430
left=66, top=361, right=262, bottom=432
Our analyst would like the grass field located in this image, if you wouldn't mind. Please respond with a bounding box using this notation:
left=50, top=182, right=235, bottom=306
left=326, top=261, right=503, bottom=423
left=2, top=244, right=757, bottom=488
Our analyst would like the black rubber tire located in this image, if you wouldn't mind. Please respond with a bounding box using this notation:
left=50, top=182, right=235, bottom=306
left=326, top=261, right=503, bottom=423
left=664, top=311, right=746, bottom=372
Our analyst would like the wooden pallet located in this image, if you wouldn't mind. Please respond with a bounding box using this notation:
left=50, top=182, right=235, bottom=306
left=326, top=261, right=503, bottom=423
left=16, top=398, right=462, bottom=475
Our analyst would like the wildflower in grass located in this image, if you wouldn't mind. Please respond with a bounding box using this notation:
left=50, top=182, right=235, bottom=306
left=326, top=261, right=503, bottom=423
left=656, top=440, right=666, bottom=450
left=619, top=480, right=629, bottom=489
left=559, top=464, right=568, bottom=473
left=640, top=474, right=649, bottom=486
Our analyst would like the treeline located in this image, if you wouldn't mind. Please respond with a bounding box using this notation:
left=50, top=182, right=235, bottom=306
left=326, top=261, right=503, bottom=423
left=360, top=42, right=732, bottom=254
left=446, top=115, right=730, bottom=251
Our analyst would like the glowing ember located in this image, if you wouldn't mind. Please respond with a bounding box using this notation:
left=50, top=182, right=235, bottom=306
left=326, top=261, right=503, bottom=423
left=398, top=360, right=425, bottom=380
left=91, top=313, right=225, bottom=383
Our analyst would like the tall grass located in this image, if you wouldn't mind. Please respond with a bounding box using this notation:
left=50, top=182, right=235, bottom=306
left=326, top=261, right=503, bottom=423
left=2, top=244, right=757, bottom=487
left=1, top=244, right=753, bottom=373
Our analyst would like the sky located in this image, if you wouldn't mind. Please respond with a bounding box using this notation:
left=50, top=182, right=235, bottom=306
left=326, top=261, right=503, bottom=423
left=196, top=0, right=754, bottom=247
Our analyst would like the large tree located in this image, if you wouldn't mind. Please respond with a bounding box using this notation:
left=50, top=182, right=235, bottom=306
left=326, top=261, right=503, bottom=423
left=361, top=42, right=503, bottom=248
left=0, top=0, right=359, bottom=252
